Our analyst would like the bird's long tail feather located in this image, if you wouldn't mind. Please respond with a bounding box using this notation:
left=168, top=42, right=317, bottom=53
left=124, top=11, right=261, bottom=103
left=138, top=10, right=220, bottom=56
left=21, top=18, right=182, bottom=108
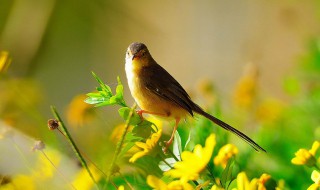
left=194, top=107, right=266, bottom=152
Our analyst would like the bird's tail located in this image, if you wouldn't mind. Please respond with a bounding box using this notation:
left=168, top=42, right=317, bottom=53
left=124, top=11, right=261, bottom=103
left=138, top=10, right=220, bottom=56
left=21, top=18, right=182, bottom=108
left=193, top=105, right=266, bottom=152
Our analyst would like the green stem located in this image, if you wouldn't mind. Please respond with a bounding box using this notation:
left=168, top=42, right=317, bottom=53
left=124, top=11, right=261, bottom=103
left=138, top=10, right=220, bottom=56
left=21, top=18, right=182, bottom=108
left=118, top=171, right=134, bottom=190
left=107, top=104, right=136, bottom=182
left=50, top=106, right=99, bottom=190
left=314, top=164, right=320, bottom=171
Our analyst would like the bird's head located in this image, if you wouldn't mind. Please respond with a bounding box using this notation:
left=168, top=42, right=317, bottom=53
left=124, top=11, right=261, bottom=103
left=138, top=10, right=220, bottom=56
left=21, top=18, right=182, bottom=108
left=126, top=42, right=152, bottom=65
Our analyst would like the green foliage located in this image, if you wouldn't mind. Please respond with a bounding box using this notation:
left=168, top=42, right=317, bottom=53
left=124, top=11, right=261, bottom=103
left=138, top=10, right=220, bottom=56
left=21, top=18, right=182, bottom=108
left=85, top=72, right=127, bottom=107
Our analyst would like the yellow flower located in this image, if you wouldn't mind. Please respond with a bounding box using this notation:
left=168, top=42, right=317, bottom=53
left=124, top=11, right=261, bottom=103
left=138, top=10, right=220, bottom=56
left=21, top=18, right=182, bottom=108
left=210, top=185, right=225, bottom=190
left=233, top=63, right=258, bottom=108
left=118, top=185, right=125, bottom=190
left=308, top=170, right=320, bottom=190
left=129, top=128, right=162, bottom=163
left=165, top=134, right=216, bottom=184
left=110, top=123, right=133, bottom=143
left=232, top=172, right=258, bottom=190
left=32, top=149, right=62, bottom=180
left=310, top=141, right=320, bottom=155
left=147, top=175, right=194, bottom=190
left=0, top=175, right=35, bottom=190
left=292, top=141, right=319, bottom=167
left=72, top=164, right=101, bottom=190
left=66, top=94, right=95, bottom=127
left=233, top=172, right=282, bottom=190
left=0, top=51, right=11, bottom=74
left=257, top=174, right=271, bottom=190
left=214, top=144, right=238, bottom=168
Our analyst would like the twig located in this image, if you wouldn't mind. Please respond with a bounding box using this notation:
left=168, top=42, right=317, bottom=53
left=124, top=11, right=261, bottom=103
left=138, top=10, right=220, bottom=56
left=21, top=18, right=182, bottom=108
left=107, top=104, right=136, bottom=182
left=50, top=106, right=100, bottom=190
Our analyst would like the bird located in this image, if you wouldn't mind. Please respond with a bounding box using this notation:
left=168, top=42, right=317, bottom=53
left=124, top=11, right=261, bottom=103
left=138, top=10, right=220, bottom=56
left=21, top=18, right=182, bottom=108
left=125, top=42, right=266, bottom=152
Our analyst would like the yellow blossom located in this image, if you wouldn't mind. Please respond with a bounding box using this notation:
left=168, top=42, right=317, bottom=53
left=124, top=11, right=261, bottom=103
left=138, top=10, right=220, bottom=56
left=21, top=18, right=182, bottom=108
left=147, top=175, right=194, bottom=190
left=66, top=94, right=95, bottom=127
left=232, top=172, right=258, bottom=190
left=211, top=185, right=225, bottom=190
left=165, top=134, right=216, bottom=184
left=129, top=128, right=162, bottom=163
left=32, top=149, right=62, bottom=180
left=233, top=172, right=282, bottom=190
left=118, top=185, right=125, bottom=190
left=310, top=141, right=320, bottom=155
left=233, top=63, right=258, bottom=108
left=72, top=164, right=101, bottom=190
left=0, top=175, right=35, bottom=190
left=257, top=174, right=271, bottom=190
left=214, top=144, right=238, bottom=168
left=308, top=170, right=320, bottom=190
left=0, top=51, right=11, bottom=74
left=292, top=141, right=319, bottom=167
left=110, top=123, right=133, bottom=143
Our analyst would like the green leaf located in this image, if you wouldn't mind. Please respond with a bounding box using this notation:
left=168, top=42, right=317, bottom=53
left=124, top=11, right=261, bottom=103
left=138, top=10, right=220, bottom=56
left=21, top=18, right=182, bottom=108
left=172, top=131, right=182, bottom=160
left=85, top=72, right=127, bottom=107
left=118, top=142, right=136, bottom=159
left=118, top=132, right=144, bottom=159
left=118, top=107, right=141, bottom=125
left=92, top=71, right=113, bottom=97
left=159, top=158, right=176, bottom=172
left=132, top=120, right=154, bottom=139
left=184, top=131, right=191, bottom=150
left=221, top=157, right=235, bottom=188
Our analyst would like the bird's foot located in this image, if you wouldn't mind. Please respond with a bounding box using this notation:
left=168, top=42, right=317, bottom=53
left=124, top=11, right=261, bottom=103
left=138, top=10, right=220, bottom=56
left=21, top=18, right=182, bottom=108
left=136, top=110, right=145, bottom=122
left=162, top=139, right=173, bottom=154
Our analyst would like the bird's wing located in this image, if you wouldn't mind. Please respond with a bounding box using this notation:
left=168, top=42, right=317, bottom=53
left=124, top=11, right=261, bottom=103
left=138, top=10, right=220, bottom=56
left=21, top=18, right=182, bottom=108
left=140, top=63, right=194, bottom=116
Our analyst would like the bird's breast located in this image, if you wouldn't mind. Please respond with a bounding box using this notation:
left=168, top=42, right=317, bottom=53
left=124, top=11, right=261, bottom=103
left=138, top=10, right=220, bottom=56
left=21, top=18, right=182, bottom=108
left=125, top=60, right=188, bottom=119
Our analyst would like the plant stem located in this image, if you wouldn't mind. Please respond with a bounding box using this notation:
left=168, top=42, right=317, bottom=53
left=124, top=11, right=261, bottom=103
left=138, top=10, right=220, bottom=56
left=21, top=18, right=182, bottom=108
left=107, top=104, right=136, bottom=182
left=118, top=171, right=134, bottom=190
left=50, top=105, right=99, bottom=190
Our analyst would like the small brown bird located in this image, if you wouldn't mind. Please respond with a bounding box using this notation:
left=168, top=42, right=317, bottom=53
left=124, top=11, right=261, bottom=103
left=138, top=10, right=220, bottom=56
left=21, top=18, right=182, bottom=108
left=125, top=42, right=266, bottom=152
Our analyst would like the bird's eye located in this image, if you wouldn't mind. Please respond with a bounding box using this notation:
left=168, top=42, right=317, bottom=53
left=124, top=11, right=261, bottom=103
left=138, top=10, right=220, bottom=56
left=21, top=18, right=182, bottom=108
left=141, top=52, right=146, bottom=56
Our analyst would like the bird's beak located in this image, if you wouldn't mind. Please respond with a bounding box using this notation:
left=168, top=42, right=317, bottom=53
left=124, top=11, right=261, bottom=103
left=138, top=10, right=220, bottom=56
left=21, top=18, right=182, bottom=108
left=132, top=54, right=139, bottom=60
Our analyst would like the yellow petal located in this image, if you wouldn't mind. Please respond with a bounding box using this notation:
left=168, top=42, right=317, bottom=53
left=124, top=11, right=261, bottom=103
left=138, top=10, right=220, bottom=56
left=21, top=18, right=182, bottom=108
left=0, top=51, right=11, bottom=73
left=310, top=141, right=320, bottom=156
left=135, top=142, right=148, bottom=150
left=307, top=183, right=320, bottom=190
left=311, top=170, right=320, bottom=184
left=147, top=175, right=167, bottom=190
left=165, top=134, right=216, bottom=184
left=129, top=151, right=147, bottom=163
left=237, top=172, right=250, bottom=190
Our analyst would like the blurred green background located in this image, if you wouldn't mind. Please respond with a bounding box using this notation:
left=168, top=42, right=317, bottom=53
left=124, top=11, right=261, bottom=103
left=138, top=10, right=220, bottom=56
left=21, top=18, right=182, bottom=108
left=1, top=0, right=320, bottom=189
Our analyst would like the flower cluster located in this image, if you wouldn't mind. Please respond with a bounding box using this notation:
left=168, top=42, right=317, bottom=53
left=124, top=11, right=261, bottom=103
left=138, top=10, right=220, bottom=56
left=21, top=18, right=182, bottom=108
left=164, top=134, right=216, bottom=184
left=292, top=141, right=320, bottom=190
left=129, top=127, right=162, bottom=163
